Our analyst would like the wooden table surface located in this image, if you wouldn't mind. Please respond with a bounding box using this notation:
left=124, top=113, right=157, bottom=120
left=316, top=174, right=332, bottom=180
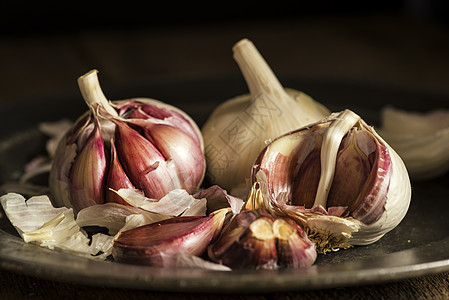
left=1, top=7, right=449, bottom=299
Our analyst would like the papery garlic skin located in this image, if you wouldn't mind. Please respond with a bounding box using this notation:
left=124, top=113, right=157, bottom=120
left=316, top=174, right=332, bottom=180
left=379, top=106, right=449, bottom=180
left=0, top=193, right=110, bottom=259
left=247, top=110, right=411, bottom=252
left=351, top=132, right=412, bottom=245
left=202, top=39, right=330, bottom=198
left=49, top=70, right=206, bottom=211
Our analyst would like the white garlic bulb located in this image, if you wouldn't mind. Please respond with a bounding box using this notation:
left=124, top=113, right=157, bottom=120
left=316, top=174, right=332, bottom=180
left=246, top=109, right=412, bottom=253
left=202, top=39, right=330, bottom=198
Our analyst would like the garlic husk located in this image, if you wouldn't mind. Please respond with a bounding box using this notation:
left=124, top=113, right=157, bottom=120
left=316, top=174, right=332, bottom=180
left=112, top=188, right=207, bottom=217
left=246, top=109, right=411, bottom=253
left=75, top=184, right=245, bottom=236
left=378, top=106, right=449, bottom=180
left=1, top=187, right=241, bottom=264
left=201, top=39, right=330, bottom=198
left=0, top=193, right=109, bottom=259
left=75, top=202, right=171, bottom=235
left=49, top=70, right=206, bottom=211
left=207, top=208, right=317, bottom=269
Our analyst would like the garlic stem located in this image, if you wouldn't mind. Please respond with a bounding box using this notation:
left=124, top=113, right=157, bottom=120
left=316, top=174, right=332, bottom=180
left=77, top=69, right=118, bottom=118
left=232, top=39, right=290, bottom=104
left=313, top=110, right=361, bottom=208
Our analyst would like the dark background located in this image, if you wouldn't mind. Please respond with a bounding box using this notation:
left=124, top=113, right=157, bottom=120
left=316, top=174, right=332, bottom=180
left=1, top=1, right=448, bottom=34
left=1, top=0, right=449, bottom=106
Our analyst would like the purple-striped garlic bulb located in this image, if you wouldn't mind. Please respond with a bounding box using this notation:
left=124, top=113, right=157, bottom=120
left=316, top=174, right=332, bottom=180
left=49, top=70, right=206, bottom=211
left=246, top=109, right=411, bottom=253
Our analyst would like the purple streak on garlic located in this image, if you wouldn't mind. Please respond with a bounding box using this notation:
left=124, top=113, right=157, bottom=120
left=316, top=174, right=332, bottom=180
left=49, top=70, right=206, bottom=211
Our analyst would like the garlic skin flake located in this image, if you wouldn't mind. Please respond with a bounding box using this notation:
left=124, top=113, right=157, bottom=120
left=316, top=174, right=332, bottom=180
left=202, top=39, right=330, bottom=198
left=379, top=106, right=449, bottom=180
left=0, top=193, right=110, bottom=259
left=113, top=188, right=207, bottom=217
left=247, top=110, right=412, bottom=253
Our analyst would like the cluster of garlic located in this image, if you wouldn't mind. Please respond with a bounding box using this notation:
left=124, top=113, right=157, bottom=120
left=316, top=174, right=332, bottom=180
left=1, top=38, right=423, bottom=271
left=201, top=39, right=412, bottom=254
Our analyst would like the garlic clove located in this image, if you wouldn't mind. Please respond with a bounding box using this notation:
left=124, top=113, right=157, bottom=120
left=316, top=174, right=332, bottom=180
left=326, top=129, right=372, bottom=210
left=118, top=100, right=204, bottom=150
left=273, top=218, right=317, bottom=269
left=106, top=140, right=135, bottom=206
left=112, top=208, right=230, bottom=266
left=69, top=121, right=107, bottom=211
left=202, top=39, right=330, bottom=198
left=248, top=109, right=411, bottom=253
left=142, top=123, right=206, bottom=193
left=207, top=208, right=316, bottom=269
left=207, top=209, right=277, bottom=270
left=112, top=119, right=175, bottom=199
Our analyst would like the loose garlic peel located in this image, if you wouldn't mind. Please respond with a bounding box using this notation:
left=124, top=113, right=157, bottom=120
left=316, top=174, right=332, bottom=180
left=246, top=109, right=411, bottom=253
left=378, top=106, right=449, bottom=180
left=202, top=39, right=330, bottom=198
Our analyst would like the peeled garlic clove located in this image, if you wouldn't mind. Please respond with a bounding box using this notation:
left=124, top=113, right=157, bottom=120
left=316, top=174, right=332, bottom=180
left=202, top=39, right=330, bottom=198
left=112, top=208, right=230, bottom=266
left=248, top=109, right=411, bottom=253
left=49, top=70, right=206, bottom=211
left=207, top=209, right=316, bottom=269
left=378, top=106, right=449, bottom=180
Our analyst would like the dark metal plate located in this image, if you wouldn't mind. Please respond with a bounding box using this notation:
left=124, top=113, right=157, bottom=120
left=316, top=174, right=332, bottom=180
left=0, top=75, right=448, bottom=293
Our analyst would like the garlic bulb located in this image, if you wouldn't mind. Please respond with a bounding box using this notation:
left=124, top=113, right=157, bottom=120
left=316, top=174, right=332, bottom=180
left=378, top=106, right=449, bottom=180
left=246, top=109, right=411, bottom=253
left=202, top=39, right=330, bottom=197
left=49, top=70, right=206, bottom=211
